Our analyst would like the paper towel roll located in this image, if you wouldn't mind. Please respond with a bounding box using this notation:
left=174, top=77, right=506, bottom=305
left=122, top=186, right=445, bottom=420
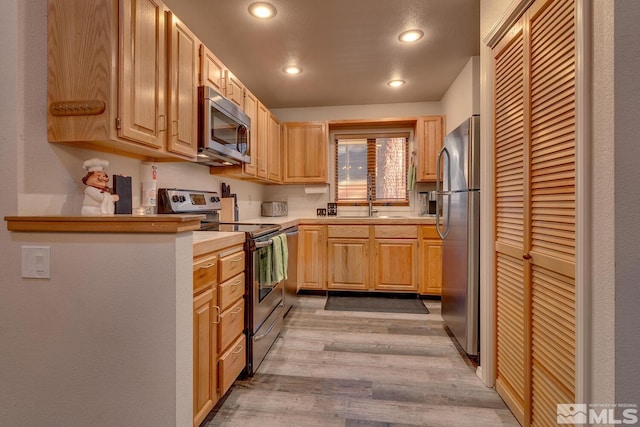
left=141, top=163, right=157, bottom=207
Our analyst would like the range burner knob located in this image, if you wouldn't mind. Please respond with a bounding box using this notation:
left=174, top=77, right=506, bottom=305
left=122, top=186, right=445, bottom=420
left=210, top=196, right=216, bottom=203
left=171, top=195, right=180, bottom=202
left=180, top=195, right=187, bottom=202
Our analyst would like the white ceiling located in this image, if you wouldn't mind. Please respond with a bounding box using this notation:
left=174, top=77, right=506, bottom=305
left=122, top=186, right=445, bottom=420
left=163, top=0, right=480, bottom=109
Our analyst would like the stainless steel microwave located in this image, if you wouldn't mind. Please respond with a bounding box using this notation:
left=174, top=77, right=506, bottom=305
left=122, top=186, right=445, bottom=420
left=197, top=86, right=251, bottom=166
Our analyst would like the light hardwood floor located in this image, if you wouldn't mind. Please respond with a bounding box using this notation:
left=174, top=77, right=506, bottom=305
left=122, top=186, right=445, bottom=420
left=202, top=295, right=519, bottom=427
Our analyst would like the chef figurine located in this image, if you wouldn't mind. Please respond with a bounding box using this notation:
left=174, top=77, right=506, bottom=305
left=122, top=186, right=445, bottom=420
left=81, top=158, right=119, bottom=216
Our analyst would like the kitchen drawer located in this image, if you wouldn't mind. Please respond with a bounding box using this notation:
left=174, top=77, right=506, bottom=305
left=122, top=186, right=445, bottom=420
left=218, top=272, right=245, bottom=311
left=218, top=334, right=246, bottom=397
left=219, top=298, right=244, bottom=352
left=374, top=225, right=418, bottom=239
left=420, top=225, right=440, bottom=239
left=218, top=250, right=245, bottom=283
left=327, top=225, right=369, bottom=238
left=193, top=253, right=217, bottom=293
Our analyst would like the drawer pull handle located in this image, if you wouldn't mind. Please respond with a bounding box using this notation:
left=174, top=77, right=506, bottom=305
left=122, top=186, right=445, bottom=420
left=231, top=307, right=242, bottom=314
left=231, top=257, right=242, bottom=263
left=212, top=305, right=221, bottom=324
left=232, top=345, right=243, bottom=354
left=199, top=263, right=216, bottom=270
left=231, top=280, right=241, bottom=287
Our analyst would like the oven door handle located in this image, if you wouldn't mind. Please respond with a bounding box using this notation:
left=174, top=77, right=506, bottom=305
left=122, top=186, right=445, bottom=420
left=253, top=303, right=284, bottom=342
left=254, top=239, right=274, bottom=249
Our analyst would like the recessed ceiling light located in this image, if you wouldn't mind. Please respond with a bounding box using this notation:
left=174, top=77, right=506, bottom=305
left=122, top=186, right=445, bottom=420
left=387, top=80, right=405, bottom=88
left=248, top=2, right=277, bottom=19
left=398, top=29, right=424, bottom=43
left=283, top=65, right=302, bottom=75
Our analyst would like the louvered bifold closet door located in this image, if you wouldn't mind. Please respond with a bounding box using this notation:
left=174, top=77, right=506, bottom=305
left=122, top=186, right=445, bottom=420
left=528, top=0, right=576, bottom=425
left=493, top=20, right=527, bottom=426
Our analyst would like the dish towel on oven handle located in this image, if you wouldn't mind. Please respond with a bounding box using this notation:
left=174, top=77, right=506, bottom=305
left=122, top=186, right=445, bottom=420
left=271, top=233, right=288, bottom=283
left=258, top=243, right=272, bottom=285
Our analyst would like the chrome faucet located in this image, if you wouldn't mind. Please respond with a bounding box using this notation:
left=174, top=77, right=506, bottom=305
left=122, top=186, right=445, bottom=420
left=367, top=173, right=378, bottom=217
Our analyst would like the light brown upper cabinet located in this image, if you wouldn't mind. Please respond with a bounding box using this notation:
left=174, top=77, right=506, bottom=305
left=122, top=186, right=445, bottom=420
left=256, top=102, right=270, bottom=179
left=199, top=45, right=225, bottom=94
left=416, top=116, right=444, bottom=182
left=242, top=89, right=259, bottom=177
left=267, top=113, right=282, bottom=183
left=167, top=12, right=199, bottom=158
left=47, top=0, right=198, bottom=161
left=282, top=122, right=328, bottom=184
left=224, top=70, right=245, bottom=111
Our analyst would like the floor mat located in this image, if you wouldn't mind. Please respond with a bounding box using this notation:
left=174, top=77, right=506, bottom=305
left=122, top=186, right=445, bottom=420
left=324, top=294, right=429, bottom=314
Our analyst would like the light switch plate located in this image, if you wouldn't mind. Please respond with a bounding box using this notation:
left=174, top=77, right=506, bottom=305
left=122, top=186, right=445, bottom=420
left=22, top=246, right=51, bottom=279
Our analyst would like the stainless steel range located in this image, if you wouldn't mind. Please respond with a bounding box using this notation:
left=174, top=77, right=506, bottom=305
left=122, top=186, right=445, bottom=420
left=158, top=188, right=285, bottom=376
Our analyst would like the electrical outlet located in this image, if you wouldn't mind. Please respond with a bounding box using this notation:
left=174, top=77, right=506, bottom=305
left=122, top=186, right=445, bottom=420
left=21, top=246, right=51, bottom=279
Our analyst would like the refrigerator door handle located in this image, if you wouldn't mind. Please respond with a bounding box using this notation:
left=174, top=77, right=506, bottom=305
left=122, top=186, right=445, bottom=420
left=436, top=146, right=452, bottom=239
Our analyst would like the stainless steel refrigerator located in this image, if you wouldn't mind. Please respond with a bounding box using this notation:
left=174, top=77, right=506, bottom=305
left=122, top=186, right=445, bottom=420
left=436, top=115, right=480, bottom=356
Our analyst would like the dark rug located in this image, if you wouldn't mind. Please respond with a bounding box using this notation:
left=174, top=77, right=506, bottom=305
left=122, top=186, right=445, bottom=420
left=324, top=293, right=429, bottom=314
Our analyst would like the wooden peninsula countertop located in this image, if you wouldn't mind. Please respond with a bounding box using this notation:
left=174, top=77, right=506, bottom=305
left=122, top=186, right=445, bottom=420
left=4, top=214, right=204, bottom=233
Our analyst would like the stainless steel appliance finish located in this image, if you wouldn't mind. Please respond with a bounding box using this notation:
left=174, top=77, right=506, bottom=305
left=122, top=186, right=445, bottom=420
left=157, top=188, right=285, bottom=375
left=282, top=226, right=299, bottom=315
left=261, top=201, right=288, bottom=217
left=436, top=115, right=480, bottom=356
left=197, top=86, right=251, bottom=167
left=247, top=228, right=286, bottom=375
left=157, top=188, right=221, bottom=221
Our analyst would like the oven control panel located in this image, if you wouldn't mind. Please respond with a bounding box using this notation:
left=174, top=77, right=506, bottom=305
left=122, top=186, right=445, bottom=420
left=158, top=188, right=222, bottom=213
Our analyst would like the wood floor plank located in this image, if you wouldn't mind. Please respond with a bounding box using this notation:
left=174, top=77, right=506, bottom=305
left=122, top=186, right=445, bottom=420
left=202, top=295, right=519, bottom=427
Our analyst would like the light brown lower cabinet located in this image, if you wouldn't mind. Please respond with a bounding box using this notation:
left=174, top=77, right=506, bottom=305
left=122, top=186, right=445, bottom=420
left=218, top=298, right=244, bottom=353
left=373, top=239, right=418, bottom=291
left=419, top=226, right=442, bottom=295
left=326, top=225, right=369, bottom=290
left=372, top=225, right=418, bottom=292
left=299, top=224, right=440, bottom=294
left=218, top=334, right=246, bottom=397
left=193, top=288, right=217, bottom=427
left=192, top=243, right=245, bottom=426
left=298, top=225, right=326, bottom=290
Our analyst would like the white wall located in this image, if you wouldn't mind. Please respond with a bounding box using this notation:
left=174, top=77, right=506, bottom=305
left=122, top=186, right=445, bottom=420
left=441, top=56, right=480, bottom=134
left=271, top=101, right=441, bottom=123
left=612, top=0, right=640, bottom=408
left=591, top=0, right=616, bottom=408
left=1, top=232, right=193, bottom=426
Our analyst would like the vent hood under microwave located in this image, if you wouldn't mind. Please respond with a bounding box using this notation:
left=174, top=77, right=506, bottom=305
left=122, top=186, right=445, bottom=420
left=197, top=86, right=251, bottom=167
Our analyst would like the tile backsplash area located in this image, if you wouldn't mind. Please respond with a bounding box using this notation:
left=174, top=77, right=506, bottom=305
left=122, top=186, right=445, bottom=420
left=263, top=182, right=437, bottom=217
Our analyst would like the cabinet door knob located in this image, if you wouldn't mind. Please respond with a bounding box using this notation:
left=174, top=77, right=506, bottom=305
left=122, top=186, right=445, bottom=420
left=523, top=253, right=532, bottom=260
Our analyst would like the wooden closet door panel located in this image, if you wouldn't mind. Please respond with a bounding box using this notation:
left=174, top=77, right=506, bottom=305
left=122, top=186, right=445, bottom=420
left=495, top=253, right=526, bottom=423
left=528, top=0, right=576, bottom=424
left=493, top=20, right=527, bottom=425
